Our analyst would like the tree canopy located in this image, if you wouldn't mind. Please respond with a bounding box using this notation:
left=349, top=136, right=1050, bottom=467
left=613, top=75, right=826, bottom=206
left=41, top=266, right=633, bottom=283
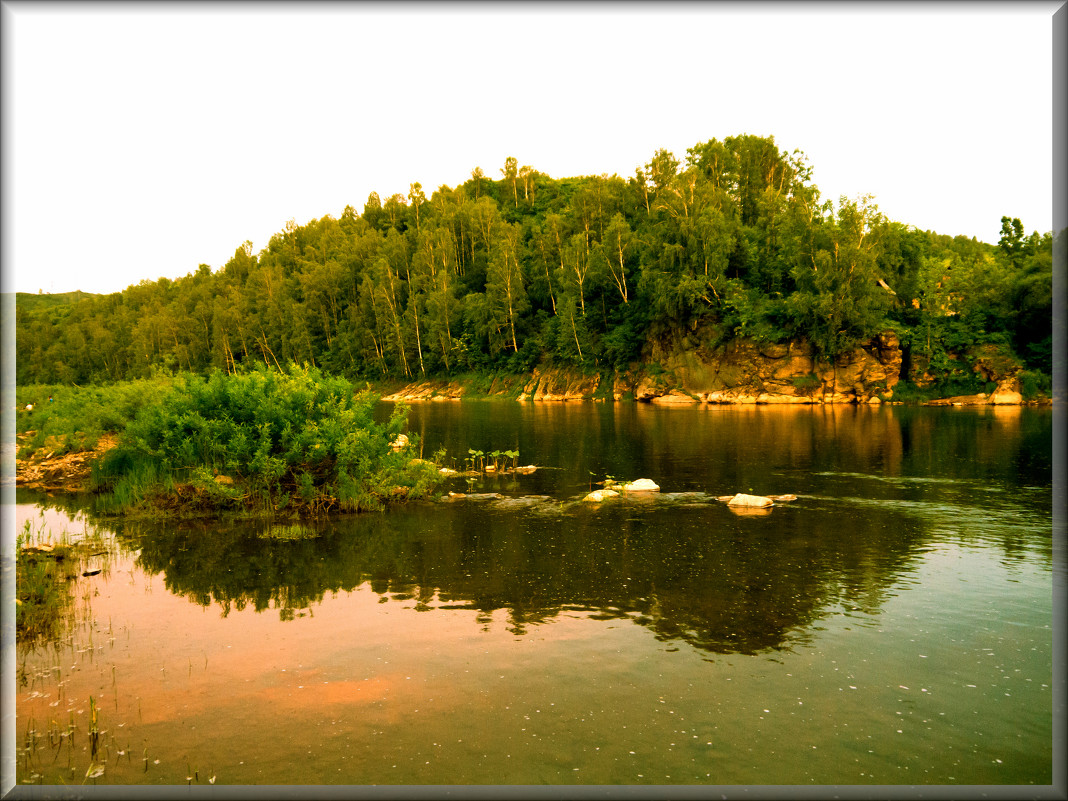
left=15, top=134, right=1054, bottom=387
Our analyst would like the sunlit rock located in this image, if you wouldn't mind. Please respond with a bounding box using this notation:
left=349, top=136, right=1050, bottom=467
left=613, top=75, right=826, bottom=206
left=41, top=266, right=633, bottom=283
left=622, top=478, right=660, bottom=492
left=390, top=434, right=409, bottom=450
left=726, top=493, right=773, bottom=507
left=515, top=465, right=538, bottom=474
left=989, top=377, right=1023, bottom=405
left=583, top=489, right=619, bottom=502
left=649, top=391, right=697, bottom=405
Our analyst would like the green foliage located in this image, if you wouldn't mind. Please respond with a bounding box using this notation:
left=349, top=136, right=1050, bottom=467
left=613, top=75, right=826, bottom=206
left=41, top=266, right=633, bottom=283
left=16, top=377, right=174, bottom=457
left=93, top=365, right=440, bottom=515
left=1018, top=370, right=1051, bottom=401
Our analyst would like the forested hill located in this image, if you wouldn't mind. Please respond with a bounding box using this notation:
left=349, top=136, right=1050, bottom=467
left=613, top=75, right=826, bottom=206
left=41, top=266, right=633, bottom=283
left=15, top=134, right=1053, bottom=388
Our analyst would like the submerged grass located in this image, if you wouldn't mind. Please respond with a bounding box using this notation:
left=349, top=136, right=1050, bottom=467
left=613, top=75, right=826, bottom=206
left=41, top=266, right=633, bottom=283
left=15, top=520, right=114, bottom=647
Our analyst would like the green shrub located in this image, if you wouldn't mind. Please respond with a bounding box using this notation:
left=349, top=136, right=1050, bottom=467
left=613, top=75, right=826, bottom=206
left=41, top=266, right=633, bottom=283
left=94, top=364, right=440, bottom=515
left=1018, top=370, right=1051, bottom=401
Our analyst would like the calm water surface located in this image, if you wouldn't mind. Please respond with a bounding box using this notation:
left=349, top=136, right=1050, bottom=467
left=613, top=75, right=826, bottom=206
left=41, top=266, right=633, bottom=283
left=11, top=403, right=1056, bottom=786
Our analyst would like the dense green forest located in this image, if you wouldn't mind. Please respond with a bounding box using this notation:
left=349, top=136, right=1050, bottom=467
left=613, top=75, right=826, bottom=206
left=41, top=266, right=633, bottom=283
left=14, top=134, right=1054, bottom=389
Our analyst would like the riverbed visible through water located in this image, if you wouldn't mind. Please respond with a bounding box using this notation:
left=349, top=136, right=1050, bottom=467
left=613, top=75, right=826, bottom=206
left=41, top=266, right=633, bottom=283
left=9, top=402, right=1058, bottom=788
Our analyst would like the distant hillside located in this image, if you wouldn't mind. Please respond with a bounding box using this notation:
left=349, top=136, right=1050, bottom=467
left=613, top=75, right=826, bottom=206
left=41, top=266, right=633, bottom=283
left=16, top=290, right=100, bottom=313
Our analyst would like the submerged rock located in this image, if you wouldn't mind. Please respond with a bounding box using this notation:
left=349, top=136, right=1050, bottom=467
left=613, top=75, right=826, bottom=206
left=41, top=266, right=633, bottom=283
left=491, top=495, right=553, bottom=510
left=661, top=491, right=714, bottom=504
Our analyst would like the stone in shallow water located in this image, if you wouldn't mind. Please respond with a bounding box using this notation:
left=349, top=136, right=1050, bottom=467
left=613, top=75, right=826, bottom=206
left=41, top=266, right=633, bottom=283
left=726, top=493, right=774, bottom=508
left=622, top=478, right=660, bottom=492
left=583, top=489, right=620, bottom=502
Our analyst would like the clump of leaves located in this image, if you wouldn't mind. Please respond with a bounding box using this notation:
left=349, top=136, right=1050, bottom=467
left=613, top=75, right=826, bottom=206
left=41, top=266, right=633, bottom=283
left=92, top=364, right=441, bottom=515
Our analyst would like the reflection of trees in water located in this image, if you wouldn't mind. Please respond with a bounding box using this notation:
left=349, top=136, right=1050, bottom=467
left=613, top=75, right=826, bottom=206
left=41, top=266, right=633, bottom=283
left=133, top=520, right=358, bottom=618
left=126, top=498, right=934, bottom=656
left=16, top=403, right=1051, bottom=654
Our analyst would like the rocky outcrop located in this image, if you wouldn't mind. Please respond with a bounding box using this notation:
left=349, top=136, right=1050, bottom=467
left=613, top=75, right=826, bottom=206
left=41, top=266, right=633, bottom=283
left=381, top=380, right=467, bottom=402
left=516, top=366, right=604, bottom=401
left=378, top=329, right=1033, bottom=406
left=923, top=376, right=1023, bottom=407
left=617, top=331, right=904, bottom=405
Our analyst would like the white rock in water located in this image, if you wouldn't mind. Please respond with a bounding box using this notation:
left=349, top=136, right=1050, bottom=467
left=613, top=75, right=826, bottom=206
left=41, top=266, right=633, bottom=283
left=622, top=478, right=660, bottom=492
left=583, top=489, right=620, bottom=502
left=727, top=493, right=774, bottom=507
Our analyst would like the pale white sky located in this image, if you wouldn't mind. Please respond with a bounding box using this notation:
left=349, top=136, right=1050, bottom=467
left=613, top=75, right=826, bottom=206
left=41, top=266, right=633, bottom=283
left=2, top=1, right=1060, bottom=296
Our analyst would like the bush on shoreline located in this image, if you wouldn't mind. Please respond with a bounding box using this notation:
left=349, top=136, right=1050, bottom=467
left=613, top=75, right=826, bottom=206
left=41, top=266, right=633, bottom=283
left=84, top=364, right=440, bottom=516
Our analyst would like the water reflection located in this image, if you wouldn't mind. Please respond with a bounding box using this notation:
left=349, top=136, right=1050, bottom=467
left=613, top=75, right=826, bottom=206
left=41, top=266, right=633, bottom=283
left=103, top=492, right=941, bottom=657
left=16, top=404, right=1052, bottom=661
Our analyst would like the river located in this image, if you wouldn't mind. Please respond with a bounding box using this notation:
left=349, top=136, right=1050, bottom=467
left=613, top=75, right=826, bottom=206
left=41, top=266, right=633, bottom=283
left=10, top=402, right=1057, bottom=788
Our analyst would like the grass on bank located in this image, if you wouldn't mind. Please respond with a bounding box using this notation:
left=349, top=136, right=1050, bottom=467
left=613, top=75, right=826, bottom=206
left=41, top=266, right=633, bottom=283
left=16, top=375, right=175, bottom=458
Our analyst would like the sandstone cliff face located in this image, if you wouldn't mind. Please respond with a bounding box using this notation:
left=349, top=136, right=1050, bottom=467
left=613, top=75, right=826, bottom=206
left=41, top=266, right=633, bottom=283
left=382, top=379, right=467, bottom=402
left=516, top=366, right=603, bottom=402
left=621, top=331, right=904, bottom=405
left=380, top=330, right=1029, bottom=405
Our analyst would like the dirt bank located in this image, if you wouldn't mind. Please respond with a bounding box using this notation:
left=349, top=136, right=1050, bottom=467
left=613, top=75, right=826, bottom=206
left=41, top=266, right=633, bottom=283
left=15, top=433, right=118, bottom=493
